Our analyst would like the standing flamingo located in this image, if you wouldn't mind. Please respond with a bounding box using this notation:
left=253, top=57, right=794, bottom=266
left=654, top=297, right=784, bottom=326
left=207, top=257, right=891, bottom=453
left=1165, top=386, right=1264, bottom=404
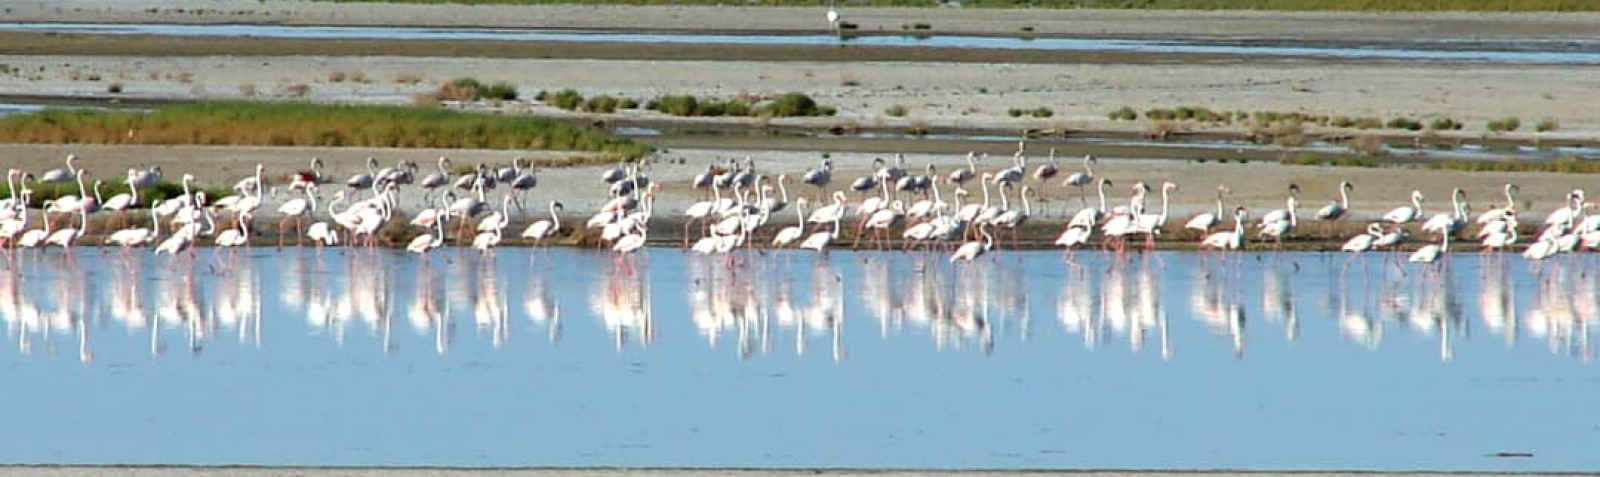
left=520, top=201, right=564, bottom=249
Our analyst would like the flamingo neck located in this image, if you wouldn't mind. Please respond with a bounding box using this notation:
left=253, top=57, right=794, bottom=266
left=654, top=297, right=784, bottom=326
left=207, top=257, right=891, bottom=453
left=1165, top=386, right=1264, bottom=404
left=1339, top=185, right=1350, bottom=208
left=550, top=203, right=561, bottom=230
left=1097, top=183, right=1108, bottom=211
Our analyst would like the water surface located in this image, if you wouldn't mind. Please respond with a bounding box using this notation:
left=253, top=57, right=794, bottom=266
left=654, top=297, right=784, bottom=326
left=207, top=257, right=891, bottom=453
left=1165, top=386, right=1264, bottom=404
left=4, top=23, right=1600, bottom=64
left=0, top=248, right=1595, bottom=470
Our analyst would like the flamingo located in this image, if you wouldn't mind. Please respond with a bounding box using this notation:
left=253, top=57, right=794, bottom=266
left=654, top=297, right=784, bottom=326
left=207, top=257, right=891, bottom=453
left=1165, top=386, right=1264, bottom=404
left=801, top=159, right=832, bottom=200
left=1061, top=154, right=1097, bottom=206
left=1340, top=223, right=1384, bottom=271
left=154, top=222, right=201, bottom=257
left=1383, top=190, right=1426, bottom=224
left=129, top=164, right=162, bottom=189
left=520, top=201, right=564, bottom=248
left=768, top=197, right=806, bottom=246
left=39, top=154, right=79, bottom=184
left=276, top=185, right=318, bottom=248
left=800, top=215, right=841, bottom=254
left=1185, top=185, right=1229, bottom=237
left=992, top=184, right=1036, bottom=249
left=419, top=156, right=452, bottom=202
left=476, top=195, right=515, bottom=234
left=1201, top=206, right=1249, bottom=252
left=950, top=223, right=994, bottom=263
left=1315, top=180, right=1353, bottom=233
left=16, top=201, right=51, bottom=249
left=1031, top=148, right=1060, bottom=182
left=407, top=204, right=447, bottom=257
left=949, top=152, right=977, bottom=186
left=306, top=221, right=338, bottom=247
left=346, top=156, right=380, bottom=190
left=104, top=206, right=160, bottom=250
left=99, top=172, right=139, bottom=229
left=233, top=163, right=266, bottom=196
left=1257, top=193, right=1299, bottom=251
left=1134, top=181, right=1176, bottom=249
left=806, top=191, right=848, bottom=231
left=508, top=161, right=537, bottom=212
left=288, top=157, right=325, bottom=192
left=1476, top=183, right=1519, bottom=224
left=44, top=201, right=89, bottom=250
left=825, top=0, right=840, bottom=35
left=1069, top=178, right=1113, bottom=229
left=46, top=170, right=97, bottom=228
left=1409, top=231, right=1449, bottom=268
left=1421, top=188, right=1468, bottom=237
left=214, top=212, right=251, bottom=248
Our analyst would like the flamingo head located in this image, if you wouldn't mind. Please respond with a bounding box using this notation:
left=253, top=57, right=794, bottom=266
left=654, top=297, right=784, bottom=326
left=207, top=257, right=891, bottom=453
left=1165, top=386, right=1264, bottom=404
left=1287, top=183, right=1301, bottom=195
left=1412, top=190, right=1425, bottom=202
left=1163, top=181, right=1178, bottom=192
left=1341, top=180, right=1354, bottom=191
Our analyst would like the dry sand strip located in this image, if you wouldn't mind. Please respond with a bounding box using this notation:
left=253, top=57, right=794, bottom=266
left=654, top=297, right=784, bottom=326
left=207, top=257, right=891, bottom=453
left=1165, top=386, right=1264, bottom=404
left=7, top=0, right=1600, bottom=41
left=0, top=469, right=1580, bottom=477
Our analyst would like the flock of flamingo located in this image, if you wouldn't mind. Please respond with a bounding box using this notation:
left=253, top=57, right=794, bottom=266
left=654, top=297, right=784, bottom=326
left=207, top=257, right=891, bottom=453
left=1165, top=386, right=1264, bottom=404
left=0, top=147, right=1596, bottom=274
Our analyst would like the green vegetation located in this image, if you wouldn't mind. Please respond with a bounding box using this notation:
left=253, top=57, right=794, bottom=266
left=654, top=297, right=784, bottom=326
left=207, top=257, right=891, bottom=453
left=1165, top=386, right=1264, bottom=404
left=107, top=83, right=123, bottom=94
left=885, top=105, right=908, bottom=117
left=645, top=92, right=833, bottom=118
left=4, top=180, right=231, bottom=208
left=1429, top=157, right=1600, bottom=173
left=1428, top=117, right=1463, bottom=130
left=424, top=77, right=518, bottom=103
left=1107, top=106, right=1137, bottom=121
left=582, top=94, right=639, bottom=113
left=1385, top=117, right=1423, bottom=131
left=306, top=0, right=1600, bottom=12
left=0, top=102, right=650, bottom=158
left=1535, top=117, right=1559, bottom=132
left=1487, top=116, right=1521, bottom=133
left=1004, top=105, right=1056, bottom=119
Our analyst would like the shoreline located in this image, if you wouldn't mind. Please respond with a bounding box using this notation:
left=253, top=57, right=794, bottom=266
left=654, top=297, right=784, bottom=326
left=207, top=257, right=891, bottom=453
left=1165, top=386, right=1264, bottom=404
left=6, top=0, right=1600, bottom=40
left=0, top=467, right=1584, bottom=476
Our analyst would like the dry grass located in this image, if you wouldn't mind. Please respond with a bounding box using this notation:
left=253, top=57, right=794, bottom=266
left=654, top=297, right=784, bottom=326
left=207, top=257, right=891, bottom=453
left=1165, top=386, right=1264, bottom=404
left=0, top=102, right=652, bottom=158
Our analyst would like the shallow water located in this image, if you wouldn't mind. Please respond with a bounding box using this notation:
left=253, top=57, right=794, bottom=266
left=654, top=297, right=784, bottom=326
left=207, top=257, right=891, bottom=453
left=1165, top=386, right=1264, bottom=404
left=4, top=23, right=1600, bottom=64
left=0, top=248, right=1595, bottom=470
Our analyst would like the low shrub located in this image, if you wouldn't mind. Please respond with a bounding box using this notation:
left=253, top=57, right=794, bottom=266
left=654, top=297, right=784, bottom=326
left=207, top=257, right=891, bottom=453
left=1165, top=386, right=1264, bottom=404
left=1107, top=106, right=1138, bottom=121
left=1487, top=116, right=1521, bottom=132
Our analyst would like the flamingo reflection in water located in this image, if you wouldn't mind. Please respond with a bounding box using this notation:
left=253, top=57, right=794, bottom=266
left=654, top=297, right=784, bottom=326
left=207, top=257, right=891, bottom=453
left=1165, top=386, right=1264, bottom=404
left=940, top=257, right=993, bottom=354
left=1478, top=259, right=1517, bottom=348
left=1189, top=262, right=1245, bottom=358
left=595, top=257, right=652, bottom=351
left=1100, top=261, right=1168, bottom=355
left=523, top=267, right=561, bottom=344
left=407, top=250, right=447, bottom=355
left=1261, top=265, right=1297, bottom=343
left=1403, top=269, right=1464, bottom=362
left=1525, top=268, right=1595, bottom=362
left=210, top=255, right=263, bottom=348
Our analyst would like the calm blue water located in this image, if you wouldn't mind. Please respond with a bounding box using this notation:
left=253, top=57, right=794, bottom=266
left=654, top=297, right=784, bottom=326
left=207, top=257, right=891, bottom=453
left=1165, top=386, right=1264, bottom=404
left=4, top=23, right=1600, bottom=64
left=0, top=247, right=1595, bottom=470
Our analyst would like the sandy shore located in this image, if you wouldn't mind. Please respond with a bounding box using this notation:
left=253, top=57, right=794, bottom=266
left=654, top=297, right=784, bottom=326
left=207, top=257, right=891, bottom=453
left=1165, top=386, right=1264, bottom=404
left=7, top=0, right=1600, bottom=40
left=4, top=54, right=1598, bottom=141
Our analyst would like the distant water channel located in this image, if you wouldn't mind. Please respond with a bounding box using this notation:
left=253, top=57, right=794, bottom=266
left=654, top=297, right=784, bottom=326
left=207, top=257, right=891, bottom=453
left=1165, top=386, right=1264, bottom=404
left=0, top=248, right=1595, bottom=470
left=4, top=23, right=1600, bottom=64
